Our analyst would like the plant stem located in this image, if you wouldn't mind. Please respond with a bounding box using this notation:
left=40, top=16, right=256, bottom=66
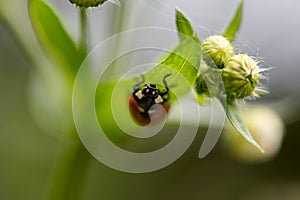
left=48, top=139, right=92, bottom=200
left=48, top=8, right=91, bottom=200
left=79, top=7, right=88, bottom=55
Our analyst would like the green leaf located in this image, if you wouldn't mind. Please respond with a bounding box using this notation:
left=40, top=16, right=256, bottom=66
left=28, top=0, right=84, bottom=76
left=145, top=37, right=201, bottom=101
left=95, top=38, right=201, bottom=136
left=225, top=102, right=264, bottom=152
left=175, top=8, right=195, bottom=42
left=95, top=13, right=201, bottom=131
left=145, top=9, right=202, bottom=96
left=223, top=0, right=244, bottom=42
left=131, top=11, right=201, bottom=102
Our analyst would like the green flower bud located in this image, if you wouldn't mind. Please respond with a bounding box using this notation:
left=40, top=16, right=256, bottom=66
left=194, top=61, right=225, bottom=104
left=194, top=61, right=210, bottom=97
left=195, top=75, right=208, bottom=95
left=202, top=35, right=234, bottom=68
left=194, top=75, right=209, bottom=104
left=222, top=54, right=261, bottom=99
left=69, top=0, right=108, bottom=7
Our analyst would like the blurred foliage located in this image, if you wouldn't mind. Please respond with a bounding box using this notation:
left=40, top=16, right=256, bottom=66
left=29, top=0, right=85, bottom=77
left=0, top=0, right=298, bottom=200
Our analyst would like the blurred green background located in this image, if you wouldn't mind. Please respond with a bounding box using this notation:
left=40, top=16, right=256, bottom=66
left=1, top=0, right=300, bottom=199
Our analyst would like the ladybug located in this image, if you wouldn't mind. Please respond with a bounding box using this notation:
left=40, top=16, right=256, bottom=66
left=129, top=74, right=172, bottom=126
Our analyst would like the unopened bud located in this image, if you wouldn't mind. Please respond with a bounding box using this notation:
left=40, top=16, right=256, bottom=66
left=222, top=54, right=261, bottom=99
left=69, top=0, right=107, bottom=7
left=202, top=35, right=234, bottom=68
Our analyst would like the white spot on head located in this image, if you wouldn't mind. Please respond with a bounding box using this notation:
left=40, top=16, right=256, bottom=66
left=135, top=90, right=143, bottom=99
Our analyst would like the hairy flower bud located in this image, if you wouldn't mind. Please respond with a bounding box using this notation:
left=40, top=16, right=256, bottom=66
left=69, top=0, right=108, bottom=7
left=222, top=54, right=261, bottom=99
left=202, top=35, right=234, bottom=68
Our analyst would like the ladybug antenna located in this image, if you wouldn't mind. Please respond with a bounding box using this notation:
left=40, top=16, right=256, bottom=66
left=133, top=74, right=146, bottom=90
left=162, top=73, right=172, bottom=90
left=139, top=73, right=145, bottom=83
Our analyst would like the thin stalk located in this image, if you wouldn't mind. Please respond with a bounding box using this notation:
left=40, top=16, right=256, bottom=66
left=79, top=7, right=88, bottom=55
left=48, top=8, right=91, bottom=200
left=48, top=139, right=92, bottom=200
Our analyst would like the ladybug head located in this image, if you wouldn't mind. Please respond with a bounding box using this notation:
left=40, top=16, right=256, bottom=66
left=142, top=84, right=159, bottom=98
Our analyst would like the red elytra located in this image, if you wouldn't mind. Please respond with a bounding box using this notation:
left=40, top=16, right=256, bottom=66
left=128, top=96, right=170, bottom=126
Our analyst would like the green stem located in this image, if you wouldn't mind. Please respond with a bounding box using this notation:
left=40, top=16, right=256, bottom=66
left=79, top=7, right=88, bottom=55
left=48, top=139, right=92, bottom=200
left=48, top=8, right=91, bottom=200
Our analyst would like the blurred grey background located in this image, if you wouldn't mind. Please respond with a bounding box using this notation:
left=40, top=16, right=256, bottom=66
left=52, top=0, right=300, bottom=98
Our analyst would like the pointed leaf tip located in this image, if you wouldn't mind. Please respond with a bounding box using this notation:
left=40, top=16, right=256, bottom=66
left=175, top=8, right=194, bottom=42
left=223, top=0, right=244, bottom=42
left=225, top=102, right=265, bottom=153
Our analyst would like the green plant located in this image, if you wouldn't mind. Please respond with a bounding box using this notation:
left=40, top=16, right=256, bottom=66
left=0, top=0, right=270, bottom=198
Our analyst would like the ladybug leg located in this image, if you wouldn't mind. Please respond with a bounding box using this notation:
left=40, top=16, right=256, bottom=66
left=162, top=73, right=172, bottom=91
left=160, top=90, right=168, bottom=98
left=160, top=73, right=172, bottom=98
left=133, top=74, right=145, bottom=91
left=160, top=92, right=169, bottom=102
